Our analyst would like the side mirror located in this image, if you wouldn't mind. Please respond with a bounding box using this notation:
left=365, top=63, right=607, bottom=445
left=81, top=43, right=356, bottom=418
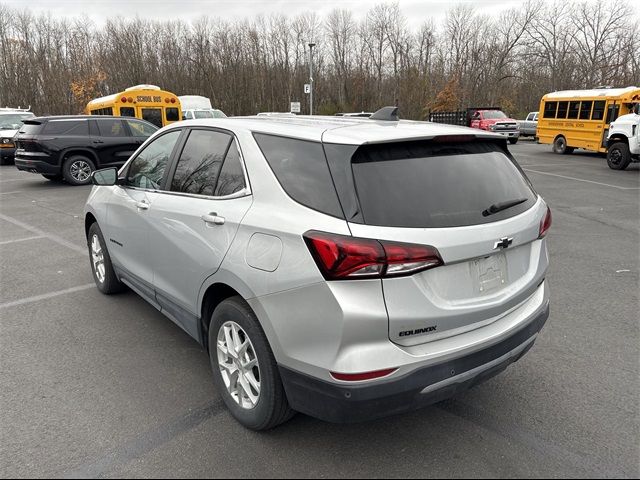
left=92, top=167, right=118, bottom=186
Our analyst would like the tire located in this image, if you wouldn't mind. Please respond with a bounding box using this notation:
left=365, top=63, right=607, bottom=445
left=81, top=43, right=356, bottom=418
left=509, top=138, right=518, bottom=145
left=552, top=136, right=574, bottom=155
left=208, top=296, right=295, bottom=430
left=42, top=174, right=63, bottom=181
left=63, top=155, right=95, bottom=185
left=87, top=222, right=125, bottom=294
left=607, top=142, right=631, bottom=170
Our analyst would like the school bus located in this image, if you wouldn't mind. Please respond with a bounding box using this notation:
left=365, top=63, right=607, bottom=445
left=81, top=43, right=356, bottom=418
left=537, top=86, right=640, bottom=155
left=85, top=85, right=182, bottom=128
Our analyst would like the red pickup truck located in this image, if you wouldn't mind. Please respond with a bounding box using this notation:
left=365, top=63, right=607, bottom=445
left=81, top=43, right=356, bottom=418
left=429, top=107, right=520, bottom=144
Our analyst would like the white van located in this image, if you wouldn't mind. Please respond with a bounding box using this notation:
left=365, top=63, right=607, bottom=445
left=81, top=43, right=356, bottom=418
left=179, top=95, right=227, bottom=120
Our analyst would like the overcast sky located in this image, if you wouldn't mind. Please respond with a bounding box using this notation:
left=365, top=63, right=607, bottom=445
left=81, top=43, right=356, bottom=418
left=3, top=0, right=639, bottom=28
left=0, top=0, right=556, bottom=27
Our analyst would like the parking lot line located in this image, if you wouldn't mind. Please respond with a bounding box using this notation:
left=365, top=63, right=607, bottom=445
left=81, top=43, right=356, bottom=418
left=0, top=235, right=44, bottom=245
left=523, top=169, right=640, bottom=190
left=0, top=213, right=86, bottom=255
left=0, top=283, right=95, bottom=310
left=0, top=191, right=24, bottom=195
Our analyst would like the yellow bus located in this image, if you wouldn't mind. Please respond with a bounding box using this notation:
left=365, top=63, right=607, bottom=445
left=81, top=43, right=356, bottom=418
left=85, top=84, right=182, bottom=128
left=537, top=86, right=640, bottom=155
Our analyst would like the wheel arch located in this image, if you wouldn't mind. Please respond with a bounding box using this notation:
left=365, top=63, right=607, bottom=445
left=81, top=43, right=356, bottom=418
left=608, top=134, right=629, bottom=145
left=84, top=212, right=98, bottom=238
left=61, top=148, right=99, bottom=166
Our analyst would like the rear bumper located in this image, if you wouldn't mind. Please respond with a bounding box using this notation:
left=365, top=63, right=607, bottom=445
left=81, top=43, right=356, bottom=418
left=14, top=157, right=59, bottom=175
left=279, top=301, right=549, bottom=423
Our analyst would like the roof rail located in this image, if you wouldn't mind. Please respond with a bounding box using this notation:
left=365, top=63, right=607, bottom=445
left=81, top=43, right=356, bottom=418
left=370, top=106, right=399, bottom=121
left=1, top=106, right=31, bottom=112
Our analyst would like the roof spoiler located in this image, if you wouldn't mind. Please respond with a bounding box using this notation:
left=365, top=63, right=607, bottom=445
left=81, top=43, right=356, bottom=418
left=370, top=106, right=399, bottom=121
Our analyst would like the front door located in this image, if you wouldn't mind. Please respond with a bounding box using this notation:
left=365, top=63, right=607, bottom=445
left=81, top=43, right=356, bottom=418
left=105, top=129, right=183, bottom=300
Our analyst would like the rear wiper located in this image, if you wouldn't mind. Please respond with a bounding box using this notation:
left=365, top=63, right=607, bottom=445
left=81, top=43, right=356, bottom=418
left=482, top=198, right=528, bottom=217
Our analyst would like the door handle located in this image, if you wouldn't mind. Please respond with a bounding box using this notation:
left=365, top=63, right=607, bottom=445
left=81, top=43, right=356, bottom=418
left=201, top=213, right=225, bottom=226
left=93, top=140, right=105, bottom=144
left=135, top=201, right=150, bottom=211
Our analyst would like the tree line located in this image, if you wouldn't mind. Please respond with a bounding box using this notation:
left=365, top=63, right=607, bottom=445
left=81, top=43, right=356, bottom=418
left=0, top=0, right=638, bottom=120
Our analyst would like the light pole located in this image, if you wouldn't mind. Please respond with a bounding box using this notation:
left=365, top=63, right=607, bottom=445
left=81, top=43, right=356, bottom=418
left=308, top=42, right=315, bottom=115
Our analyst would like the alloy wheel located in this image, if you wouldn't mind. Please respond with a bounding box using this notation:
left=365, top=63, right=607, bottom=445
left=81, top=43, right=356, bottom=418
left=91, top=234, right=105, bottom=283
left=70, top=160, right=92, bottom=182
left=216, top=321, right=261, bottom=409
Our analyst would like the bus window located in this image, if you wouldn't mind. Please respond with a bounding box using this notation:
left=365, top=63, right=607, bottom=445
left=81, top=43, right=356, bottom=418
left=166, top=108, right=180, bottom=122
left=142, top=108, right=163, bottom=128
left=592, top=101, right=605, bottom=120
left=579, top=101, right=592, bottom=120
left=557, top=101, right=569, bottom=119
left=120, top=107, right=136, bottom=117
left=543, top=102, right=557, bottom=119
left=568, top=101, right=580, bottom=119
left=606, top=104, right=620, bottom=124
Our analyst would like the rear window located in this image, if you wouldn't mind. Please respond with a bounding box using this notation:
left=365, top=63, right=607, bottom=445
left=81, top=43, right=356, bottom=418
left=345, top=140, right=537, bottom=228
left=42, top=120, right=88, bottom=136
left=253, top=133, right=344, bottom=218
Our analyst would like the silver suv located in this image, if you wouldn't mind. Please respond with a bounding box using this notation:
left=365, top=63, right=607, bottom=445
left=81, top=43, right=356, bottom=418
left=85, top=109, right=551, bottom=430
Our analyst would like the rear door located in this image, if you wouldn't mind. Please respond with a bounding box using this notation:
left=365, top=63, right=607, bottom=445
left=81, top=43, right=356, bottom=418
left=328, top=139, right=548, bottom=347
left=92, top=119, right=138, bottom=167
left=148, top=128, right=252, bottom=329
left=140, top=108, right=163, bottom=128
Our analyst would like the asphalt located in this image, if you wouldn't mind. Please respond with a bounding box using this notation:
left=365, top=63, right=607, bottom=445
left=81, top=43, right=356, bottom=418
left=0, top=141, right=638, bottom=478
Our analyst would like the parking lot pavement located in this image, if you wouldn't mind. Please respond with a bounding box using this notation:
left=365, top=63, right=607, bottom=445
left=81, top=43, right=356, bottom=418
left=0, top=142, right=638, bottom=478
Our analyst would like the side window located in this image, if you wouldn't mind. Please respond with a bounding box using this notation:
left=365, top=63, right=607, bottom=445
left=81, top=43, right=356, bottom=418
left=215, top=141, right=246, bottom=197
left=579, top=101, right=593, bottom=120
left=592, top=101, right=606, bottom=120
left=96, top=119, right=127, bottom=137
left=125, top=130, right=181, bottom=190
left=42, top=120, right=88, bottom=136
left=568, top=101, right=580, bottom=119
left=533, top=113, right=538, bottom=121
left=183, top=111, right=193, bottom=119
left=253, top=133, right=344, bottom=218
left=556, top=101, right=569, bottom=119
left=526, top=113, right=534, bottom=121
left=543, top=102, right=557, bottom=119
left=125, top=119, right=157, bottom=137
left=170, top=130, right=231, bottom=196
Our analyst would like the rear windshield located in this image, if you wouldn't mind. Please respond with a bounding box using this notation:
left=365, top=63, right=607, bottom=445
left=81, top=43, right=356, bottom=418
left=18, top=123, right=42, bottom=135
left=340, top=140, right=537, bottom=228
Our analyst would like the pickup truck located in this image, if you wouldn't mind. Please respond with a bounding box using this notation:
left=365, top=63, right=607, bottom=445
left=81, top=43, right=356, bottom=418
left=606, top=105, right=640, bottom=170
left=429, top=107, right=520, bottom=144
left=520, top=111, right=539, bottom=138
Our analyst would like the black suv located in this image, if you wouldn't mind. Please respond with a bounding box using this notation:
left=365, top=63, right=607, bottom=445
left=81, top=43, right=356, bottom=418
left=14, top=116, right=158, bottom=185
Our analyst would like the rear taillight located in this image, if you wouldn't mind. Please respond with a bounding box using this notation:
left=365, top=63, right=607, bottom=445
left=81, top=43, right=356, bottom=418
left=303, top=231, right=443, bottom=280
left=539, top=206, right=552, bottom=238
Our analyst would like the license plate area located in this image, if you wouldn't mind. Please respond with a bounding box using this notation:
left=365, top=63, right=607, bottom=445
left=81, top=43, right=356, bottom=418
left=471, top=253, right=508, bottom=294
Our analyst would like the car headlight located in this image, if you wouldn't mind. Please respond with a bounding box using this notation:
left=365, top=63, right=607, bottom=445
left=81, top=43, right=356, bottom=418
left=489, top=125, right=497, bottom=130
